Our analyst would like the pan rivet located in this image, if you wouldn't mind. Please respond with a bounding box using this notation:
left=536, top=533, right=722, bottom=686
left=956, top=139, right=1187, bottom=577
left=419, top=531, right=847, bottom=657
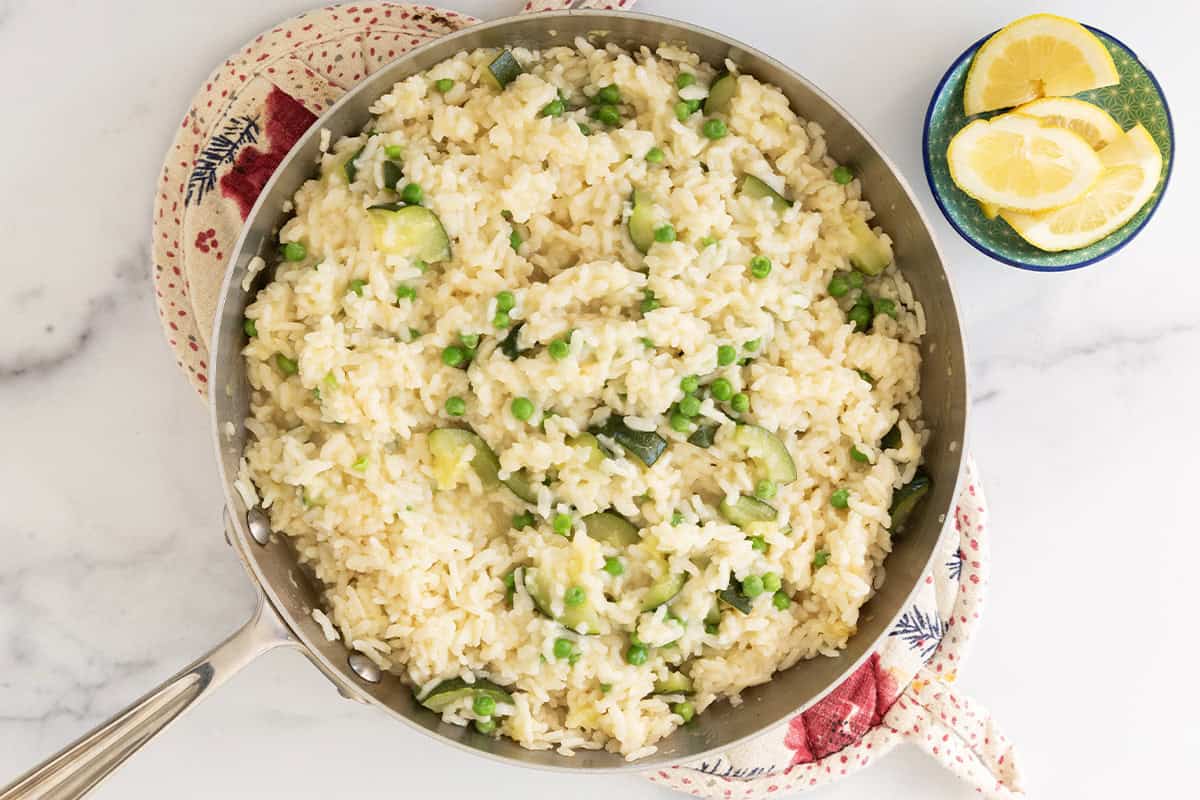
left=348, top=653, right=382, bottom=683
left=246, top=508, right=271, bottom=545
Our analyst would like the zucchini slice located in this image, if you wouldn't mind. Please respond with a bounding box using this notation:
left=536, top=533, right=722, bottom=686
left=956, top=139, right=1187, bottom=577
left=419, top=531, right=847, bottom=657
left=641, top=569, right=685, bottom=611
left=881, top=423, right=902, bottom=450
left=368, top=205, right=452, bottom=263
left=568, top=433, right=608, bottom=468
left=719, top=578, right=753, bottom=614
left=704, top=599, right=722, bottom=625
left=846, top=215, right=893, bottom=276
left=524, top=567, right=602, bottom=635
left=718, top=494, right=778, bottom=528
left=583, top=512, right=640, bottom=547
left=738, top=174, right=792, bottom=214
left=500, top=321, right=525, bottom=360
left=889, top=471, right=931, bottom=534
left=344, top=147, right=365, bottom=183
left=687, top=423, right=718, bottom=449
left=704, top=73, right=736, bottom=114
left=428, top=427, right=533, bottom=502
left=732, top=424, right=797, bottom=484
left=483, top=50, right=523, bottom=90
left=592, top=416, right=668, bottom=467
left=382, top=159, right=403, bottom=191
left=628, top=189, right=657, bottom=254
left=653, top=671, right=694, bottom=695
left=421, top=677, right=514, bottom=714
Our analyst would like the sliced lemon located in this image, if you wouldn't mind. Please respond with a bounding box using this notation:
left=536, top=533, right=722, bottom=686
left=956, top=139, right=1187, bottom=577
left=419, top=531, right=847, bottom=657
left=963, top=14, right=1120, bottom=116
left=1000, top=124, right=1162, bottom=251
left=979, top=201, right=1002, bottom=219
left=1014, top=97, right=1123, bottom=149
left=948, top=113, right=1103, bottom=212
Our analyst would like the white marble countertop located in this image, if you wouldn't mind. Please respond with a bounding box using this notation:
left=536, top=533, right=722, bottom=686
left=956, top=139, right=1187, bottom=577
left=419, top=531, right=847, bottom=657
left=1, top=0, right=1196, bottom=797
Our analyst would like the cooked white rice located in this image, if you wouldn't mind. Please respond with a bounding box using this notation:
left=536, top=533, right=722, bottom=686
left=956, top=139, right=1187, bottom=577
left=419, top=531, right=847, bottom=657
left=241, top=39, right=927, bottom=759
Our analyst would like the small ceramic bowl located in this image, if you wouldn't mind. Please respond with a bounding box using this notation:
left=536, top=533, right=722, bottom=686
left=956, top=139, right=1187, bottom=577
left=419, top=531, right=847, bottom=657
left=923, top=25, right=1174, bottom=271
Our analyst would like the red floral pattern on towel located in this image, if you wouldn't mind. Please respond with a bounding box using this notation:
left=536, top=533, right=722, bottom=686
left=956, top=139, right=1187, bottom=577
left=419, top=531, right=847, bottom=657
left=219, top=87, right=316, bottom=218
left=784, top=653, right=900, bottom=764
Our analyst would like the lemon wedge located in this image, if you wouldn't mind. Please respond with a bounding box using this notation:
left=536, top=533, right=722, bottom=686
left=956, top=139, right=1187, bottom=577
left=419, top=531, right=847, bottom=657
left=963, top=14, right=1120, bottom=115
left=1000, top=124, right=1162, bottom=251
left=948, top=113, right=1103, bottom=212
left=1014, top=97, right=1123, bottom=149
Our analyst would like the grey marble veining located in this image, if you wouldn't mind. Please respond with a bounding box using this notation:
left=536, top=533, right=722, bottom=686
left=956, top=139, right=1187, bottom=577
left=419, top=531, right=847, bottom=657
left=1, top=0, right=1197, bottom=798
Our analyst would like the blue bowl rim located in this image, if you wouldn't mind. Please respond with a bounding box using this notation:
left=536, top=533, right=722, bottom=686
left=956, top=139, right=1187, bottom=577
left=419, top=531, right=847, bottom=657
left=921, top=24, right=1175, bottom=273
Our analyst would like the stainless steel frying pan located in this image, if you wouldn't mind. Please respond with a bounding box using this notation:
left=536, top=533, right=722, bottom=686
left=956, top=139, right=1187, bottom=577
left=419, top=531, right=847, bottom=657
left=1, top=10, right=967, bottom=798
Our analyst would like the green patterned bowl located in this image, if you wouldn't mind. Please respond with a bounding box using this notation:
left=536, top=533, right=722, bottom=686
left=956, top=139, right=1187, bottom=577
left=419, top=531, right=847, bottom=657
left=923, top=25, right=1174, bottom=271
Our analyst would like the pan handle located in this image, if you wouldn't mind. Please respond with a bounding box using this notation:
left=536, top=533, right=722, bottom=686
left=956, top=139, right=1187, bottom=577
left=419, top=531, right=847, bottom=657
left=0, top=592, right=296, bottom=799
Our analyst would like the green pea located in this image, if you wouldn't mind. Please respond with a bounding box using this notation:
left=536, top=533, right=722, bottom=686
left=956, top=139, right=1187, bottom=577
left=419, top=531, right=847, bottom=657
left=850, top=446, right=868, bottom=463
left=749, top=256, right=772, bottom=279
left=702, top=118, right=727, bottom=139
left=847, top=303, right=872, bottom=331
left=603, top=556, right=624, bottom=576
left=710, top=378, right=733, bottom=401
left=828, top=274, right=850, bottom=297
left=243, top=318, right=257, bottom=337
left=445, top=396, right=466, bottom=416
left=512, top=397, right=535, bottom=421
left=654, top=224, right=676, bottom=243
left=509, top=230, right=523, bottom=251
left=352, top=457, right=369, bottom=472
left=549, top=339, right=570, bottom=360
left=670, top=412, right=693, bottom=433
left=553, top=638, right=574, bottom=659
left=493, top=311, right=511, bottom=329
left=755, top=479, right=777, bottom=500
left=699, top=235, right=718, bottom=248
left=680, top=375, right=699, bottom=394
left=717, top=344, right=737, bottom=366
left=674, top=101, right=693, bottom=122
left=495, top=291, right=516, bottom=312
left=625, top=644, right=648, bottom=665
left=473, top=694, right=496, bottom=717
left=741, top=574, right=764, bottom=598
left=813, top=550, right=830, bottom=568
left=830, top=489, right=850, bottom=509
left=675, top=72, right=696, bottom=89
left=275, top=353, right=298, bottom=375
left=396, top=284, right=416, bottom=301
left=540, top=98, right=565, bottom=117
left=348, top=279, right=366, bottom=296
left=846, top=270, right=865, bottom=289
left=672, top=701, right=695, bottom=723
left=564, top=586, right=586, bottom=606
left=705, top=621, right=720, bottom=635
left=772, top=590, right=791, bottom=610
left=434, top=78, right=455, bottom=93
left=671, top=511, right=684, bottom=526
left=679, top=395, right=701, bottom=418
left=743, top=338, right=761, bottom=352
left=512, top=512, right=534, bottom=530
left=762, top=572, right=782, bottom=593
left=474, top=717, right=497, bottom=734
left=596, top=84, right=621, bottom=104
left=685, top=99, right=703, bottom=114
left=749, top=536, right=767, bottom=552
left=599, top=682, right=613, bottom=694
left=640, top=337, right=655, bottom=349
left=832, top=165, right=854, bottom=185
left=641, top=290, right=660, bottom=313
left=552, top=512, right=572, bottom=535
left=383, top=144, right=405, bottom=160
left=595, top=104, right=621, bottom=126
left=873, top=297, right=898, bottom=318
left=730, top=392, right=750, bottom=413
left=441, top=345, right=466, bottom=367
left=282, top=241, right=307, bottom=262
left=459, top=333, right=480, bottom=350
left=645, top=146, right=665, bottom=164
left=400, top=183, right=423, bottom=205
